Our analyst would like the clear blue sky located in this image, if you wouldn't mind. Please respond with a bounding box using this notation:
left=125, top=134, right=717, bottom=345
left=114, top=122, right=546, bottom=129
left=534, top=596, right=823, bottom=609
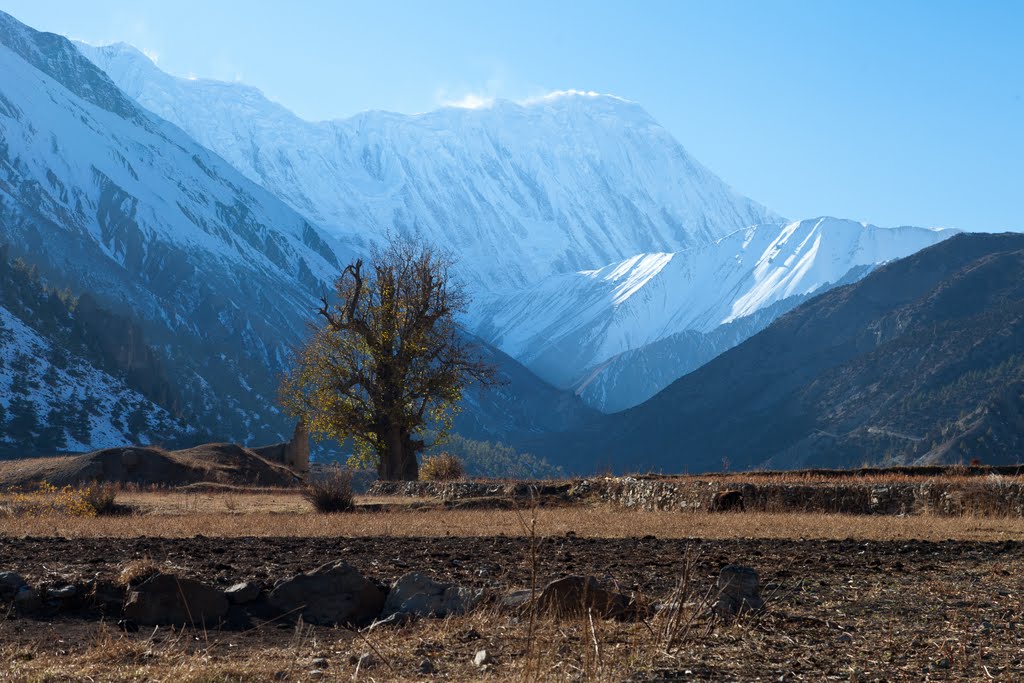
left=4, top=1, right=1022, bottom=231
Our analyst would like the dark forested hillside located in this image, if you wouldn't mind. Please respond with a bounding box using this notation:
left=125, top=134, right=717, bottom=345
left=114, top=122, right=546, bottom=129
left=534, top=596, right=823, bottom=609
left=0, top=246, right=194, bottom=456
left=542, top=233, right=1024, bottom=474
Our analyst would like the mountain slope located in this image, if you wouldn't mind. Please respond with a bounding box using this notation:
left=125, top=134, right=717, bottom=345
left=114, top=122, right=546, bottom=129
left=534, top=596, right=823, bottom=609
left=0, top=11, right=592, bottom=456
left=0, top=248, right=191, bottom=456
left=78, top=43, right=780, bottom=292
left=0, top=11, right=350, bottom=445
left=539, top=233, right=1024, bottom=473
left=471, top=218, right=956, bottom=410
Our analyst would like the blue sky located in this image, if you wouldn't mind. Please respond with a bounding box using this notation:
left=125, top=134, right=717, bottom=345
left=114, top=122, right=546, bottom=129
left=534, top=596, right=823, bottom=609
left=4, top=1, right=1022, bottom=231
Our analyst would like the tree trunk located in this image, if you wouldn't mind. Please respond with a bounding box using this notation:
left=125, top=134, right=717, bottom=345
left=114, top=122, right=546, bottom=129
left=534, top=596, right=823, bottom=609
left=378, top=424, right=420, bottom=481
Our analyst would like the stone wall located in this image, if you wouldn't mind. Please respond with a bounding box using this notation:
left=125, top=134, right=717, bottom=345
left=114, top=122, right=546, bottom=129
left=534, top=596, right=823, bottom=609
left=369, top=476, right=1024, bottom=517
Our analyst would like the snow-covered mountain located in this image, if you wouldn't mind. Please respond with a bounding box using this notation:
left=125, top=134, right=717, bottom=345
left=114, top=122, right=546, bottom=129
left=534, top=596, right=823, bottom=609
left=470, top=218, right=958, bottom=410
left=0, top=11, right=594, bottom=454
left=76, top=41, right=971, bottom=416
left=77, top=43, right=780, bottom=293
left=0, top=11, right=352, bottom=445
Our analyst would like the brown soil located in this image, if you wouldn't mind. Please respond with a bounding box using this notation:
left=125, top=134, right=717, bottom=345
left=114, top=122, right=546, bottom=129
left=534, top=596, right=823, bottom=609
left=1, top=535, right=1022, bottom=681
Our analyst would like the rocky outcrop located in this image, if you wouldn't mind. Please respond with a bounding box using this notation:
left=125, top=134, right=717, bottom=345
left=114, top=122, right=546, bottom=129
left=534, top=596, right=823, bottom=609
left=252, top=421, right=309, bottom=474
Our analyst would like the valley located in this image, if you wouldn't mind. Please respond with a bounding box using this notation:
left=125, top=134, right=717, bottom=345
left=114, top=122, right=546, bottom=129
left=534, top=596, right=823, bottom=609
left=0, top=6, right=1020, bottom=682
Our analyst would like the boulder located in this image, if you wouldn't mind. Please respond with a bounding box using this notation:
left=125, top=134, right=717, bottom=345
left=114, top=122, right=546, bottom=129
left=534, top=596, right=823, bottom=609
left=497, top=589, right=534, bottom=612
left=715, top=565, right=764, bottom=618
left=225, top=581, right=261, bottom=605
left=89, top=580, right=126, bottom=614
left=48, top=584, right=79, bottom=601
left=268, top=560, right=384, bottom=626
left=536, top=575, right=638, bottom=620
left=382, top=572, right=482, bottom=618
left=0, top=571, right=27, bottom=599
left=13, top=587, right=40, bottom=612
left=123, top=573, right=229, bottom=626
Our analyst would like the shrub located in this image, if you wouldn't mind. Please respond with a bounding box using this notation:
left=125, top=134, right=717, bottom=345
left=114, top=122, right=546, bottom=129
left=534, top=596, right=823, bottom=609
left=304, top=467, right=355, bottom=513
left=420, top=452, right=464, bottom=481
left=81, top=483, right=120, bottom=516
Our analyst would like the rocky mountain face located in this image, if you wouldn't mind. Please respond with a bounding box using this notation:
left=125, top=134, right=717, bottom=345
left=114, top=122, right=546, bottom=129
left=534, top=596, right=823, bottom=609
left=80, top=44, right=973, bottom=415
left=538, top=233, right=1024, bottom=473
left=470, top=218, right=956, bottom=410
left=3, top=11, right=1007, bottom=473
left=77, top=42, right=780, bottom=294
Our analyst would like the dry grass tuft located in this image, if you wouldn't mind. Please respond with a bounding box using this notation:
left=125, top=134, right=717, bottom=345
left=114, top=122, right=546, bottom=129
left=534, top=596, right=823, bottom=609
left=117, top=557, right=161, bottom=586
left=304, top=467, right=355, bottom=513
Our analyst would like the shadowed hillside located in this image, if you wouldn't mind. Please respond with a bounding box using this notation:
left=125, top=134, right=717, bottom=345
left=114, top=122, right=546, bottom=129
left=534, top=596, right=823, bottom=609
left=542, top=233, right=1024, bottom=473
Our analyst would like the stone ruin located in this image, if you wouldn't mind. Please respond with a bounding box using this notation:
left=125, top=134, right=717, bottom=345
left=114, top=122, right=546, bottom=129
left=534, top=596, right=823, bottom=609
left=252, top=420, right=309, bottom=474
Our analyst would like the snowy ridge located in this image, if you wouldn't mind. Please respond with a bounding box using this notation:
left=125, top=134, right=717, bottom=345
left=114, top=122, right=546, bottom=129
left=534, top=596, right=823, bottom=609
left=77, top=42, right=781, bottom=292
left=470, top=218, right=958, bottom=409
left=77, top=40, right=968, bottom=415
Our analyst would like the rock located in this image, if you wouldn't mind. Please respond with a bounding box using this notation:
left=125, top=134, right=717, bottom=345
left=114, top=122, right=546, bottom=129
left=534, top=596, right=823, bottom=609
left=269, top=560, right=384, bottom=626
left=711, top=489, right=745, bottom=512
left=367, top=611, right=412, bottom=631
left=0, top=571, right=27, bottom=598
left=123, top=573, right=229, bottom=626
left=117, top=618, right=139, bottom=632
left=225, top=581, right=261, bottom=605
left=89, top=580, right=126, bottom=614
left=307, top=671, right=323, bottom=680
left=473, top=649, right=493, bottom=667
left=536, top=575, right=637, bottom=620
left=355, top=653, right=376, bottom=670
left=715, top=565, right=764, bottom=618
left=497, top=589, right=533, bottom=612
left=49, top=584, right=79, bottom=600
left=310, top=657, right=328, bottom=669
left=13, top=587, right=40, bottom=611
left=382, top=572, right=482, bottom=618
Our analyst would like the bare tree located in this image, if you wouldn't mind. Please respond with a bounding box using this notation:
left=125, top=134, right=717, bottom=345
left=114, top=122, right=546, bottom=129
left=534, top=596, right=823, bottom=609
left=280, top=237, right=497, bottom=480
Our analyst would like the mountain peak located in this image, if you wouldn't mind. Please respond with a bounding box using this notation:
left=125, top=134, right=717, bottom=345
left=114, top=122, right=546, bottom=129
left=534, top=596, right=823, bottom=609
left=80, top=44, right=780, bottom=290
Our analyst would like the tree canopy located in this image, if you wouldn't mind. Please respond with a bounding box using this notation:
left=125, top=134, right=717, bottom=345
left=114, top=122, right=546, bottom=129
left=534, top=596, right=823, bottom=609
left=280, top=238, right=496, bottom=480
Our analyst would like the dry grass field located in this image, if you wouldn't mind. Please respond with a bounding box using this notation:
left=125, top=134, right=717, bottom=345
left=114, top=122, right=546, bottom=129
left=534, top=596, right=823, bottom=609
left=1, top=485, right=1023, bottom=681
left=3, top=497, right=1024, bottom=542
